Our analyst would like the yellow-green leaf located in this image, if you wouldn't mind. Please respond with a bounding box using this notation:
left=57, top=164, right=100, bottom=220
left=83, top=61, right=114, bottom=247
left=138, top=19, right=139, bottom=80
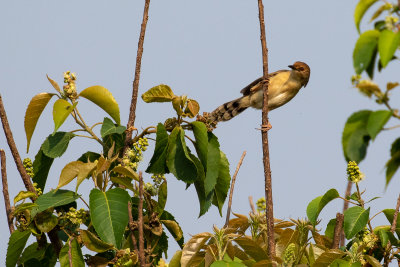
left=53, top=99, right=76, bottom=133
left=186, top=99, right=200, bottom=118
left=111, top=166, right=139, bottom=181
left=24, top=93, right=55, bottom=152
left=79, top=229, right=115, bottom=253
left=110, top=176, right=135, bottom=192
left=46, top=75, right=62, bottom=94
left=172, top=96, right=183, bottom=115
left=142, top=84, right=175, bottom=103
left=354, top=0, right=378, bottom=33
left=161, top=220, right=183, bottom=241
left=387, top=82, right=399, bottom=90
left=79, top=86, right=120, bottom=124
left=14, top=191, right=37, bottom=205
left=57, top=161, right=97, bottom=190
left=378, top=29, right=400, bottom=68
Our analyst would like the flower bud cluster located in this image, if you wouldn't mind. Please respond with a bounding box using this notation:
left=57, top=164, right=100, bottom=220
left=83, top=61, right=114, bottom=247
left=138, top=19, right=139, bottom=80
left=66, top=207, right=88, bottom=225
left=385, top=15, right=399, bottom=30
left=33, top=182, right=42, bottom=196
left=63, top=71, right=77, bottom=99
left=23, top=158, right=34, bottom=178
left=122, top=138, right=149, bottom=171
left=256, top=197, right=266, bottom=213
left=283, top=243, right=296, bottom=265
left=347, top=161, right=365, bottom=183
left=114, top=248, right=137, bottom=266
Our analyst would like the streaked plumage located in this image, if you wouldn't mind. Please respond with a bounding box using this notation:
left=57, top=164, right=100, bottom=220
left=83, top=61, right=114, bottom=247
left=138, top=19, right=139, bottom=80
left=210, top=61, right=310, bottom=122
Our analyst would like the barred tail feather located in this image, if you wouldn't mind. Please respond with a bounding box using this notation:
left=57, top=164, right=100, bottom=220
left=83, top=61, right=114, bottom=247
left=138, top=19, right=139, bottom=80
left=210, top=96, right=250, bottom=122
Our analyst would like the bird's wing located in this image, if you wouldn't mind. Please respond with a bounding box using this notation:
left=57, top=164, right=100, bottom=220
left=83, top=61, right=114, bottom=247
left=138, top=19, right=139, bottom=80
left=240, top=70, right=290, bottom=96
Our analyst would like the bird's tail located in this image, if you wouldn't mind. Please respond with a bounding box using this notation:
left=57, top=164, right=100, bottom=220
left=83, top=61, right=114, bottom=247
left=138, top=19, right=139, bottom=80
left=209, top=95, right=250, bottom=122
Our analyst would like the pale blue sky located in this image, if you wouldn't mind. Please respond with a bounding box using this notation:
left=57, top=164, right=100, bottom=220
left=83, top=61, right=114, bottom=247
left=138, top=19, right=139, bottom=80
left=1, top=0, right=400, bottom=263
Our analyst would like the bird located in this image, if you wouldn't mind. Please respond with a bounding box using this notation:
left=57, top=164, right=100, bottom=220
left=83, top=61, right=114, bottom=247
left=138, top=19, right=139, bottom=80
left=209, top=61, right=310, bottom=123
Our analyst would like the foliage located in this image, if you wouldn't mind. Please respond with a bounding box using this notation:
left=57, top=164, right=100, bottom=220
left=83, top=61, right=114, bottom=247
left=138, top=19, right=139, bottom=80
left=344, top=0, right=400, bottom=186
left=6, top=72, right=231, bottom=266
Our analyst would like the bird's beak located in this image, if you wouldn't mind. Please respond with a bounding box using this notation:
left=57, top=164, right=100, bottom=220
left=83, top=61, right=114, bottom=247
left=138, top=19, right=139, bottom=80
left=288, top=65, right=295, bottom=70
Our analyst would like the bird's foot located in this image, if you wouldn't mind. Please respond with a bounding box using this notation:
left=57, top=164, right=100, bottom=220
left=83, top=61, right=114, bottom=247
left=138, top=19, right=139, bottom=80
left=257, top=122, right=272, bottom=132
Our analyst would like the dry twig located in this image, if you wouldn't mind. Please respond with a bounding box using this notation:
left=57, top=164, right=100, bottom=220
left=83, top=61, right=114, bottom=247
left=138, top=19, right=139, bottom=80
left=125, top=0, right=151, bottom=149
left=249, top=196, right=257, bottom=215
left=391, top=193, right=400, bottom=233
left=0, top=95, right=36, bottom=195
left=332, top=213, right=344, bottom=249
left=224, top=151, right=246, bottom=227
left=1, top=149, right=14, bottom=233
left=257, top=0, right=275, bottom=258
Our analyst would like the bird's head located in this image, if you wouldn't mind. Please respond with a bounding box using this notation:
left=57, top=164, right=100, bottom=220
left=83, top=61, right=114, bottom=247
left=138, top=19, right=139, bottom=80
left=288, top=61, right=310, bottom=87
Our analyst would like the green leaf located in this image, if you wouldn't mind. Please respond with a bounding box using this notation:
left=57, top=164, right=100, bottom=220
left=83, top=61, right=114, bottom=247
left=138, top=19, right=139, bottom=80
left=169, top=250, right=182, bottom=267
left=141, top=84, right=175, bottom=103
left=161, top=220, right=183, bottom=243
left=158, top=181, right=168, bottom=214
left=382, top=209, right=400, bottom=237
left=59, top=238, right=85, bottom=267
left=89, top=188, right=131, bottom=248
left=35, top=210, right=58, bottom=232
left=205, top=133, right=221, bottom=195
left=100, top=117, right=125, bottom=138
left=212, top=151, right=231, bottom=216
left=211, top=261, right=246, bottom=267
left=41, top=132, right=75, bottom=158
left=36, top=189, right=80, bottom=213
left=80, top=229, right=115, bottom=253
left=364, top=255, right=382, bottom=267
left=167, top=127, right=198, bottom=183
left=367, top=110, right=392, bottom=140
left=377, top=229, right=389, bottom=247
left=79, top=85, right=120, bottom=124
left=19, top=242, right=47, bottom=264
left=344, top=206, right=370, bottom=239
left=325, top=219, right=337, bottom=239
left=234, top=237, right=269, bottom=261
left=330, top=259, right=351, bottom=267
left=354, top=0, right=378, bottom=32
left=160, top=210, right=185, bottom=248
left=353, top=30, right=380, bottom=74
left=52, top=99, right=76, bottom=133
left=192, top=154, right=212, bottom=217
left=146, top=123, right=169, bottom=174
left=6, top=230, right=31, bottom=267
left=110, top=176, right=135, bottom=192
left=78, top=151, right=101, bottom=163
left=307, top=189, right=340, bottom=225
left=378, top=30, right=400, bottom=68
left=24, top=93, right=55, bottom=153
left=191, top=121, right=209, bottom=167
left=385, top=138, right=400, bottom=187
left=313, top=249, right=346, bottom=267
left=342, top=110, right=372, bottom=163
left=14, top=191, right=37, bottom=204
left=32, top=149, right=54, bottom=191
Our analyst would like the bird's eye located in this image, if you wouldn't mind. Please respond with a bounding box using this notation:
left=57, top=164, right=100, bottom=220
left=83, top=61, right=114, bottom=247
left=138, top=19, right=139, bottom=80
left=298, top=67, right=304, bottom=71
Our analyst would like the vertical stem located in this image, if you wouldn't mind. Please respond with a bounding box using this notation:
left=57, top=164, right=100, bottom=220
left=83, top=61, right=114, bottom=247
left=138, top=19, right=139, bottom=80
left=224, top=151, right=246, bottom=227
left=332, top=213, right=344, bottom=249
left=128, top=202, right=139, bottom=254
left=257, top=0, right=275, bottom=258
left=341, top=180, right=352, bottom=246
left=0, top=95, right=36, bottom=195
left=391, top=194, right=400, bottom=233
left=138, top=172, right=145, bottom=266
left=1, top=149, right=14, bottom=233
left=125, top=0, right=151, bottom=148
left=249, top=196, right=257, bottom=215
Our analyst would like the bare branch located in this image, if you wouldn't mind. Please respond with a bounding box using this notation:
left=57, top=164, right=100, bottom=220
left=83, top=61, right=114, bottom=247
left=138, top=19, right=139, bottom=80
left=125, top=0, right=151, bottom=149
left=1, top=149, right=14, bottom=233
left=257, top=0, right=275, bottom=258
left=248, top=196, right=257, bottom=215
left=128, top=202, right=139, bottom=254
left=138, top=172, right=145, bottom=266
left=0, top=95, right=36, bottom=195
left=332, top=213, right=344, bottom=249
left=224, top=151, right=246, bottom=227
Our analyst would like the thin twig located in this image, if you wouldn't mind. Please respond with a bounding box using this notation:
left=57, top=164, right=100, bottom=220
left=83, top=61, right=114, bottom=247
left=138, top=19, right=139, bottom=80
left=341, top=180, right=352, bottom=247
left=1, top=149, right=14, bottom=233
left=138, top=172, right=145, bottom=266
left=332, top=213, right=344, bottom=249
left=224, top=151, right=246, bottom=227
left=0, top=95, right=36, bottom=195
left=79, top=196, right=90, bottom=209
left=125, top=0, right=151, bottom=150
left=391, top=194, right=400, bottom=233
left=383, top=124, right=400, bottom=131
left=249, top=196, right=257, bottom=215
left=128, top=203, right=139, bottom=254
left=257, top=0, right=275, bottom=258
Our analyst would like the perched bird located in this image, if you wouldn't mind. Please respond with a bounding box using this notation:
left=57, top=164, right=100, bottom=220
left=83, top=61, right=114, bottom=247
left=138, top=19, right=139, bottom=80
left=210, top=61, right=310, bottom=122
